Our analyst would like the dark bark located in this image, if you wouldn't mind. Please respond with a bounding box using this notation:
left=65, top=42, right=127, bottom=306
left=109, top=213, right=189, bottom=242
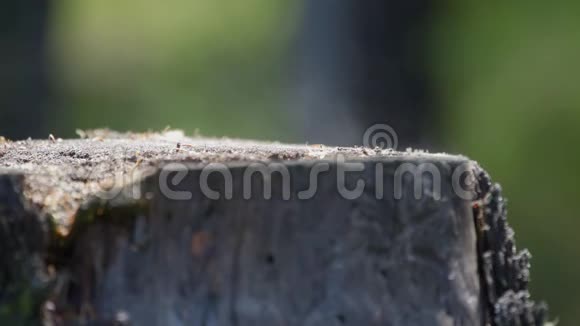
left=473, top=170, right=549, bottom=325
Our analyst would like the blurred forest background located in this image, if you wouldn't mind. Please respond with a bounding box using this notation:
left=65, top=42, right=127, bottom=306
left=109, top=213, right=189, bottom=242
left=1, top=0, right=579, bottom=323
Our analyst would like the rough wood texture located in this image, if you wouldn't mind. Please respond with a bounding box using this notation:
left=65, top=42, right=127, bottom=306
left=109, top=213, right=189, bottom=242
left=0, top=131, right=547, bottom=325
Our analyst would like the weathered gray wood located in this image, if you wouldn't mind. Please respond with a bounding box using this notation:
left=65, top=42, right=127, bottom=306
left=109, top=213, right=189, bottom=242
left=0, top=131, right=547, bottom=325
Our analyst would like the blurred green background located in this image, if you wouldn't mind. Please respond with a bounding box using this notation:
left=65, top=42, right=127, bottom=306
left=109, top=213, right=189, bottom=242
left=1, top=0, right=579, bottom=323
left=49, top=0, right=300, bottom=140
left=433, top=2, right=580, bottom=323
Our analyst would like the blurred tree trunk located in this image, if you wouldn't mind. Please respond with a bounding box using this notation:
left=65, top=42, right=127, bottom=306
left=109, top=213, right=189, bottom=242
left=0, top=0, right=52, bottom=140
left=298, top=0, right=437, bottom=149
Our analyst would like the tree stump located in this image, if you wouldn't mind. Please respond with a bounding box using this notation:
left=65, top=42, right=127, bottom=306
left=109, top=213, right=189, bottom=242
left=0, top=131, right=548, bottom=325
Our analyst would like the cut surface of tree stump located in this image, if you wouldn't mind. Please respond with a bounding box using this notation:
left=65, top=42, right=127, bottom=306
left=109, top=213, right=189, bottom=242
left=0, top=131, right=548, bottom=325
